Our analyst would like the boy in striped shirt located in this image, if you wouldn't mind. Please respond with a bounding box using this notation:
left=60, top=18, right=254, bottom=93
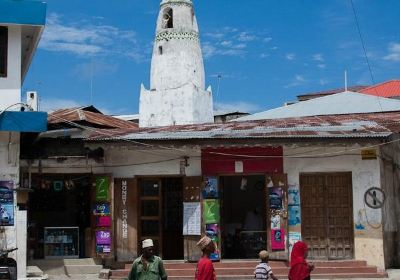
left=254, top=250, right=278, bottom=280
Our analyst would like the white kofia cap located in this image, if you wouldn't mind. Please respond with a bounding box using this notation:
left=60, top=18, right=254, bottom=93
left=142, top=239, right=154, bottom=249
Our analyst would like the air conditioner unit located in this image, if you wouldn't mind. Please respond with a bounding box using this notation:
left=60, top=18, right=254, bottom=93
left=26, top=91, right=38, bottom=111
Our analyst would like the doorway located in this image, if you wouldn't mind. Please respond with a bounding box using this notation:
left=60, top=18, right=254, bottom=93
left=221, top=175, right=267, bottom=259
left=300, top=173, right=354, bottom=260
left=138, top=177, right=183, bottom=260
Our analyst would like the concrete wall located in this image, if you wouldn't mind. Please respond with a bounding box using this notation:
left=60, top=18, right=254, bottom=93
left=379, top=141, right=400, bottom=268
left=0, top=25, right=21, bottom=110
left=284, top=145, right=385, bottom=269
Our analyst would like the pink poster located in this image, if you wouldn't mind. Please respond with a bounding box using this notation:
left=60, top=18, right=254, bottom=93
left=271, top=229, right=285, bottom=250
left=97, top=216, right=111, bottom=227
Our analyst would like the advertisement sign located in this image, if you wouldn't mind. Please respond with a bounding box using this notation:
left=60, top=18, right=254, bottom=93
left=183, top=202, right=201, bottom=235
left=203, top=199, right=220, bottom=224
left=93, top=202, right=111, bottom=216
left=96, top=230, right=111, bottom=245
left=0, top=181, right=14, bottom=226
left=202, top=177, right=219, bottom=199
left=97, top=216, right=112, bottom=227
left=96, top=245, right=111, bottom=254
left=96, top=177, right=109, bottom=201
left=271, top=229, right=285, bottom=250
left=269, top=187, right=283, bottom=210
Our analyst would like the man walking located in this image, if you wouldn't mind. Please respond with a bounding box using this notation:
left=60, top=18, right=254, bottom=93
left=127, top=239, right=168, bottom=280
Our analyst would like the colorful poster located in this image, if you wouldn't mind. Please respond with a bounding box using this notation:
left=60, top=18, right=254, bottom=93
left=96, top=245, right=111, bottom=254
left=97, top=216, right=112, bottom=227
left=288, top=186, right=300, bottom=206
left=96, top=230, right=111, bottom=245
left=271, top=215, right=281, bottom=229
left=95, top=177, right=109, bottom=201
left=0, top=181, right=14, bottom=226
left=202, top=177, right=219, bottom=199
left=269, top=187, right=283, bottom=210
left=203, top=199, right=220, bottom=224
left=93, top=202, right=111, bottom=216
left=289, top=232, right=302, bottom=253
left=206, top=224, right=219, bottom=236
left=288, top=206, right=301, bottom=226
left=183, top=202, right=201, bottom=235
left=271, top=229, right=285, bottom=250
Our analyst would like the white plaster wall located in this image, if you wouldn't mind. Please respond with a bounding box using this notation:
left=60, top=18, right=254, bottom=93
left=284, top=145, right=385, bottom=269
left=0, top=25, right=21, bottom=110
left=139, top=83, right=213, bottom=127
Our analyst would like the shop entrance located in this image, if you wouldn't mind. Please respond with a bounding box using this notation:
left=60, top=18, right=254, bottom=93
left=27, top=174, right=92, bottom=259
left=300, top=173, right=354, bottom=260
left=221, top=175, right=267, bottom=259
left=138, top=177, right=183, bottom=260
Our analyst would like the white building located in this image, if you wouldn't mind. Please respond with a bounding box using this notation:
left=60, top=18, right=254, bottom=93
left=139, top=0, right=214, bottom=127
left=0, top=1, right=47, bottom=278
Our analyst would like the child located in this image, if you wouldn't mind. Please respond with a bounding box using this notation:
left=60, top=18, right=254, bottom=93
left=254, top=250, right=278, bottom=280
left=195, top=236, right=217, bottom=280
left=288, top=241, right=315, bottom=280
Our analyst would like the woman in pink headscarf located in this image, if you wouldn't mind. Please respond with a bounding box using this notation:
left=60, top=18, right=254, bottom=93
left=288, top=241, right=315, bottom=280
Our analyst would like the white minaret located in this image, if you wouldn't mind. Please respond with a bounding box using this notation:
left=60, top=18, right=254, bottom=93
left=139, top=0, right=214, bottom=127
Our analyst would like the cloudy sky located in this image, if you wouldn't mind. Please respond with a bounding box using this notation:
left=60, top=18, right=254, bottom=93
left=23, top=0, right=400, bottom=114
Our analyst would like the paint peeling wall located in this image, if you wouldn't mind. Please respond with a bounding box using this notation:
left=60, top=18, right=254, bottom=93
left=379, top=139, right=400, bottom=268
left=284, top=144, right=385, bottom=269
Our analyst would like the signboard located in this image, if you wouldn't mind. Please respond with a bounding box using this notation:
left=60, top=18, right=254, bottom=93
left=183, top=202, right=201, bottom=235
left=271, top=229, right=285, bottom=250
left=361, top=149, right=377, bottom=160
left=364, top=187, right=386, bottom=209
left=96, top=177, right=109, bottom=201
left=97, top=216, right=112, bottom=227
left=121, top=180, right=128, bottom=239
left=96, top=230, right=111, bottom=245
left=93, top=202, right=111, bottom=216
left=203, top=199, right=220, bottom=224
left=0, top=181, right=14, bottom=226
left=202, top=177, right=218, bottom=199
left=269, top=187, right=283, bottom=210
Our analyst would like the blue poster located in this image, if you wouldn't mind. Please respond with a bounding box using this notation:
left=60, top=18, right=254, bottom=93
left=202, top=177, right=219, bottom=199
left=288, top=205, right=301, bottom=226
left=93, top=202, right=111, bottom=216
left=0, top=181, right=14, bottom=226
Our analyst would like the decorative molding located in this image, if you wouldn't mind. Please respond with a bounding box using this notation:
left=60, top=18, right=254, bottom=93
left=160, top=0, right=192, bottom=8
left=156, top=31, right=199, bottom=42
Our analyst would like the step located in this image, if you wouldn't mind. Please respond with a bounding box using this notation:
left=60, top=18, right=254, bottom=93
left=64, top=264, right=103, bottom=275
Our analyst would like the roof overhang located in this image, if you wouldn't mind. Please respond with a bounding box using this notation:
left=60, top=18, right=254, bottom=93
left=0, top=0, right=47, bottom=81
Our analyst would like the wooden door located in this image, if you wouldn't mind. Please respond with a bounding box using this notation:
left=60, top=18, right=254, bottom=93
left=138, top=178, right=162, bottom=257
left=300, top=173, right=354, bottom=260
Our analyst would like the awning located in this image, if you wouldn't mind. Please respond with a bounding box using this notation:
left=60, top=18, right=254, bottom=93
left=0, top=111, right=47, bottom=132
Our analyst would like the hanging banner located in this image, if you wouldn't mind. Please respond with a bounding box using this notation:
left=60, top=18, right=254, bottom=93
left=0, top=181, right=14, bottom=226
left=203, top=199, right=220, bottom=224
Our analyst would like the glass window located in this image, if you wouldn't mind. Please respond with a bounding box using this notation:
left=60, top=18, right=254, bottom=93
left=0, top=27, right=7, bottom=77
left=141, top=200, right=159, bottom=217
left=140, top=180, right=160, bottom=197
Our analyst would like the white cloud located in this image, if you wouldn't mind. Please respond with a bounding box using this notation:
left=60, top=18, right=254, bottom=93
left=317, top=64, right=326, bottom=69
left=263, top=37, right=272, bottom=43
left=286, top=53, right=296, bottom=60
left=271, top=46, right=278, bottom=50
left=40, top=13, right=143, bottom=61
left=384, top=43, right=400, bottom=62
left=285, top=75, right=308, bottom=88
left=214, top=101, right=262, bottom=114
left=232, top=43, right=247, bottom=49
left=260, top=53, right=269, bottom=59
left=313, top=53, right=324, bottom=62
left=40, top=98, right=84, bottom=112
left=319, top=79, right=329, bottom=86
left=237, top=32, right=257, bottom=42
left=220, top=40, right=232, bottom=47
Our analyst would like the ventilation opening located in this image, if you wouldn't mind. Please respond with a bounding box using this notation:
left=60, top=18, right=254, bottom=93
left=191, top=8, right=194, bottom=26
left=162, top=8, right=173, bottom=29
left=159, top=46, right=163, bottom=55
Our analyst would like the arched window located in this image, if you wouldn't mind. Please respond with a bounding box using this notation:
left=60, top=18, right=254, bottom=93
left=162, top=8, right=173, bottom=29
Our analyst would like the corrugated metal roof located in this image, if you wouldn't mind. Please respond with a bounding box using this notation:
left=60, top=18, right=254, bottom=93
left=87, top=111, right=400, bottom=141
left=297, top=85, right=368, bottom=101
left=48, top=108, right=138, bottom=130
left=235, top=92, right=400, bottom=121
left=360, top=80, right=400, bottom=98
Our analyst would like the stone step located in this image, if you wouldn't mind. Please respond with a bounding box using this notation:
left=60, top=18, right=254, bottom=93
left=65, top=264, right=103, bottom=275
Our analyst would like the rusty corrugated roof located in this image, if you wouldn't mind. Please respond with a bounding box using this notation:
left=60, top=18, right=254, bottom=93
left=48, top=107, right=138, bottom=130
left=87, top=111, right=400, bottom=141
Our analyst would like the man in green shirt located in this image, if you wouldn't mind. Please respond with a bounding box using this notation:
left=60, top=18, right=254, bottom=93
left=127, top=239, right=168, bottom=280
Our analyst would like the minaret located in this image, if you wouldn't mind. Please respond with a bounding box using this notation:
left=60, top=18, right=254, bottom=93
left=139, top=0, right=214, bottom=127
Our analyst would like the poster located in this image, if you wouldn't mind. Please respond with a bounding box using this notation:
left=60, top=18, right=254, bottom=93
left=97, top=216, right=112, bottom=227
left=203, top=199, right=220, bottom=224
left=271, top=215, right=281, bottom=229
left=93, top=202, right=111, bottom=216
left=202, top=177, right=219, bottom=199
left=183, top=202, right=201, bottom=235
left=288, top=186, right=300, bottom=206
left=271, top=229, right=285, bottom=250
left=96, top=245, right=111, bottom=253
left=289, top=232, right=302, bottom=253
left=288, top=206, right=301, bottom=226
left=206, top=224, right=220, bottom=260
left=95, top=177, right=109, bottom=201
left=0, top=181, right=14, bottom=226
left=269, top=187, right=283, bottom=210
left=96, top=230, right=111, bottom=245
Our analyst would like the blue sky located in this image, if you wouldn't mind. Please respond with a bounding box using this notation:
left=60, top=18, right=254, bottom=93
left=23, top=0, right=400, bottom=114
